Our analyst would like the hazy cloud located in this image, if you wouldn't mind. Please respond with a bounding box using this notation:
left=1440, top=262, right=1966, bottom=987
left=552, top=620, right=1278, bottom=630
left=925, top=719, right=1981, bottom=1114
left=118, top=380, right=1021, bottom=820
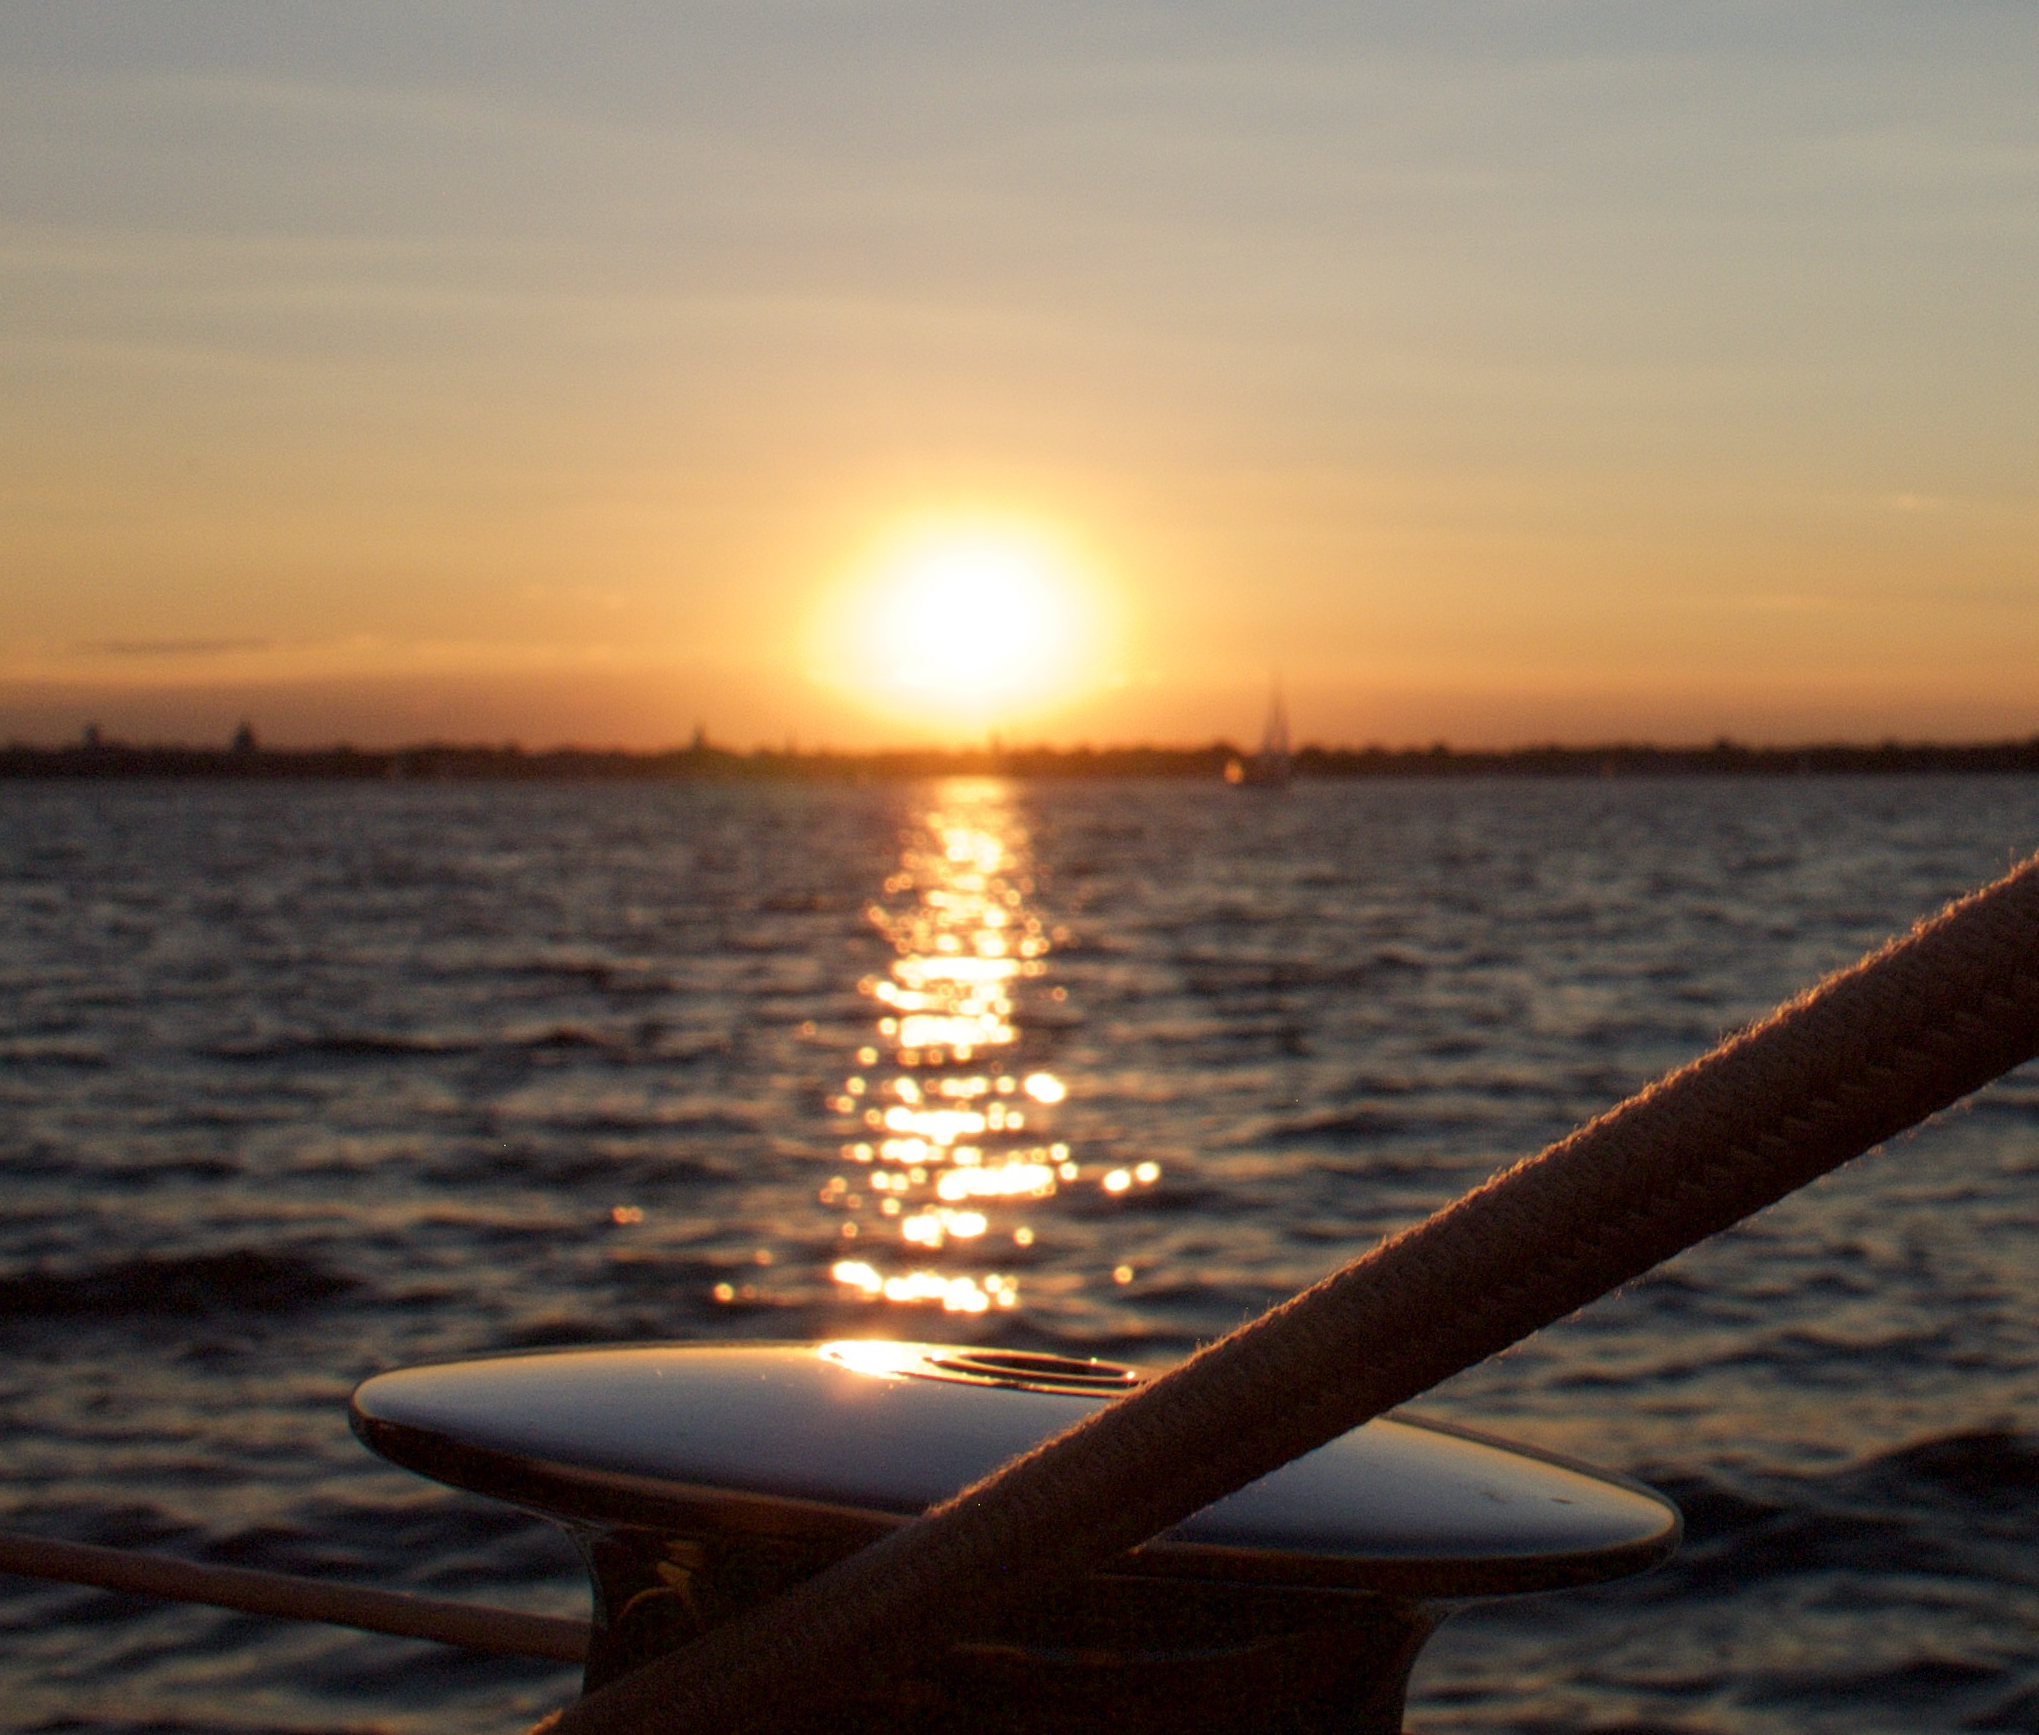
left=79, top=638, right=275, bottom=658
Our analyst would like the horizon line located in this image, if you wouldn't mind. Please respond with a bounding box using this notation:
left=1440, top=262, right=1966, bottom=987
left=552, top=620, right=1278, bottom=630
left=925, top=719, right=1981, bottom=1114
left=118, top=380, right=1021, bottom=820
left=15, top=732, right=2039, bottom=762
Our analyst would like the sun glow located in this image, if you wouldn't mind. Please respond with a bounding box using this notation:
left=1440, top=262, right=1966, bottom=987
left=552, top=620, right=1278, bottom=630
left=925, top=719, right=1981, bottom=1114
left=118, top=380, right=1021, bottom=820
left=811, top=521, right=1107, bottom=730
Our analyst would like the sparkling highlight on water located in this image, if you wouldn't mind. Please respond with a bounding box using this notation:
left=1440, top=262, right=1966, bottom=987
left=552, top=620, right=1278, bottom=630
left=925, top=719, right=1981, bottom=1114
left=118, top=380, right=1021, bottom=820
left=819, top=781, right=1159, bottom=1312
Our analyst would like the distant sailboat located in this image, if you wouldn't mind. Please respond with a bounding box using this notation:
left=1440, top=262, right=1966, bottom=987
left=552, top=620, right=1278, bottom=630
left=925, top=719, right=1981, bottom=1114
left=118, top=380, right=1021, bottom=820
left=1225, top=683, right=1292, bottom=788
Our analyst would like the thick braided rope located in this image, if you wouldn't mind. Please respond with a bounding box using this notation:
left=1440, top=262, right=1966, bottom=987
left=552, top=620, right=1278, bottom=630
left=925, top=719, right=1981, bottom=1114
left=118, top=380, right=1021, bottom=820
left=550, top=853, right=2039, bottom=1735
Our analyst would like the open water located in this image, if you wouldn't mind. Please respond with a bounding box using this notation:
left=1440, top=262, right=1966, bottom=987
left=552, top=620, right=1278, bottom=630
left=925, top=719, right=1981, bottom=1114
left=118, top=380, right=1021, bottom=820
left=4, top=775, right=2039, bottom=1735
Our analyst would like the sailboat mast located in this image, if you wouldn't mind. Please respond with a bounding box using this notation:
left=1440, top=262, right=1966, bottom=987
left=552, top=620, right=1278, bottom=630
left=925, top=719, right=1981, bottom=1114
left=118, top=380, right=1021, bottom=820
left=1263, top=683, right=1290, bottom=761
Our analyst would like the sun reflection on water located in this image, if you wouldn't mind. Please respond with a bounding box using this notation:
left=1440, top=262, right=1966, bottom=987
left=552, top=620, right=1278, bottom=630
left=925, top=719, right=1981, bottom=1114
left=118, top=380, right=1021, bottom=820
left=822, top=780, right=1156, bottom=1314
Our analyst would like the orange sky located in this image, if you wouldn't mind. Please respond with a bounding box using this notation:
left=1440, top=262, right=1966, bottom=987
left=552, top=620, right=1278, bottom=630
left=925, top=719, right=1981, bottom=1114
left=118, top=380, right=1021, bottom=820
left=4, top=5, right=2036, bottom=749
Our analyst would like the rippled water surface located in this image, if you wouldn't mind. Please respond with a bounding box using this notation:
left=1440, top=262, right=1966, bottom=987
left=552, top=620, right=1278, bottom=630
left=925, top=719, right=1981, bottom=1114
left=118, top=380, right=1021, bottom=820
left=5, top=776, right=2039, bottom=1734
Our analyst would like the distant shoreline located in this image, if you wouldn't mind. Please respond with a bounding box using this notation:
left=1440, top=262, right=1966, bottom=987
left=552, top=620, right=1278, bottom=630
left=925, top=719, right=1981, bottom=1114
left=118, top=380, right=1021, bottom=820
left=11, top=738, right=2039, bottom=781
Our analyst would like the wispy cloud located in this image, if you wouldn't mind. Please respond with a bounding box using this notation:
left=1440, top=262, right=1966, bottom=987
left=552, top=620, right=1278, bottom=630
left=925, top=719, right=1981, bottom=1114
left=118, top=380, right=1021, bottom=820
left=79, top=638, right=275, bottom=658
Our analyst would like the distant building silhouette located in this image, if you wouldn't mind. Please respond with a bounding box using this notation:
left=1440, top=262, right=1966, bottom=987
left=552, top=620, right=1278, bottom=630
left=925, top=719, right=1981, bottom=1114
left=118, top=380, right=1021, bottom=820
left=230, top=721, right=258, bottom=755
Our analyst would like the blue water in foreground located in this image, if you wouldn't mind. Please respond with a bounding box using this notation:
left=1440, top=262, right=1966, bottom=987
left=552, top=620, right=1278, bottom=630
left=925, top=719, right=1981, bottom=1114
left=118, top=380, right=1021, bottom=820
left=5, top=775, right=2039, bottom=1735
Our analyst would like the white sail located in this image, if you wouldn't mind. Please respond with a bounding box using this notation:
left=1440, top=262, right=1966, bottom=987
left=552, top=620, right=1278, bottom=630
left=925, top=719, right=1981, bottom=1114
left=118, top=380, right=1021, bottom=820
left=1227, top=682, right=1292, bottom=788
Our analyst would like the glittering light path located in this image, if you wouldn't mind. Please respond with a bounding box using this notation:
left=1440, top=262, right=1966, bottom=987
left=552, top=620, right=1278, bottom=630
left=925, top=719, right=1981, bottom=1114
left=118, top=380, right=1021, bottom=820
left=823, top=781, right=1156, bottom=1316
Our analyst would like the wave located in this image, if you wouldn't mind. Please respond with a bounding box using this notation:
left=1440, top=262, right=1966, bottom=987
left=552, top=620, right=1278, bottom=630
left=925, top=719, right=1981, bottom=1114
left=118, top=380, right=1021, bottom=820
left=1179, top=950, right=1429, bottom=998
left=0, top=1249, right=361, bottom=1320
left=1415, top=1428, right=2039, bottom=1731
left=0, top=1043, right=109, bottom=1069
left=1638, top=1429, right=2039, bottom=1604
left=1261, top=1105, right=1459, bottom=1144
left=208, top=1023, right=694, bottom=1063
left=212, top=1032, right=482, bottom=1061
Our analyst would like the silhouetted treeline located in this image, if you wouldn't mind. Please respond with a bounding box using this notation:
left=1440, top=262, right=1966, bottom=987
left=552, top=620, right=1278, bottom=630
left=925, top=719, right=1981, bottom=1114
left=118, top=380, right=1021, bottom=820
left=11, top=735, right=2039, bottom=781
left=1297, top=738, right=2039, bottom=777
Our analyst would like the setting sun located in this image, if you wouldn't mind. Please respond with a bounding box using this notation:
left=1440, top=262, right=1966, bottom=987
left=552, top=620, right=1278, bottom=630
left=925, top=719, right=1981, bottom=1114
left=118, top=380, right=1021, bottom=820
left=809, top=521, right=1108, bottom=733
